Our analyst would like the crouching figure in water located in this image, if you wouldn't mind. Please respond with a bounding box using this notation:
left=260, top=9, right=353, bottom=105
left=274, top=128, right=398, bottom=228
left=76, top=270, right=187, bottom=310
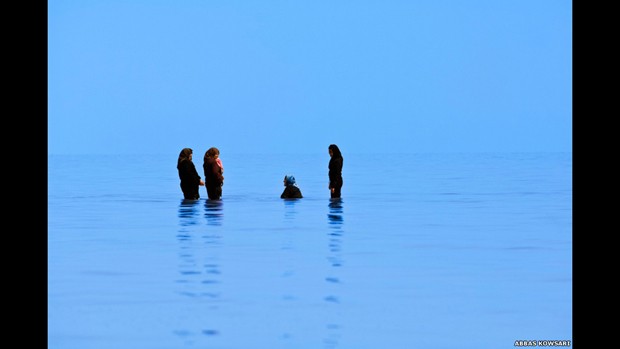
left=281, top=175, right=303, bottom=199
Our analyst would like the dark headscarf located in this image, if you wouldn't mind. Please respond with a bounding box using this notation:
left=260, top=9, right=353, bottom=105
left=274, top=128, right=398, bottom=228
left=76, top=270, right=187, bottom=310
left=329, top=144, right=342, bottom=159
left=177, top=148, right=193, bottom=169
left=203, top=147, right=220, bottom=162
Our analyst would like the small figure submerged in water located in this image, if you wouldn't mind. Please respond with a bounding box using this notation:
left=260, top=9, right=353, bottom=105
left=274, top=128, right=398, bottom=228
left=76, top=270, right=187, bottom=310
left=281, top=175, right=303, bottom=199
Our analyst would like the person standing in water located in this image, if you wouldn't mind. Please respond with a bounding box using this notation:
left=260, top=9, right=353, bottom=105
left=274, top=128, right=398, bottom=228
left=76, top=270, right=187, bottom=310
left=177, top=148, right=204, bottom=200
left=203, top=147, right=225, bottom=200
left=281, top=175, right=303, bottom=199
left=328, top=144, right=343, bottom=198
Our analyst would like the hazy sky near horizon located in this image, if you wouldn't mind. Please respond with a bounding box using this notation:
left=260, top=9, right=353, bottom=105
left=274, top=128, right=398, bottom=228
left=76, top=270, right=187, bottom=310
left=48, top=0, right=571, bottom=155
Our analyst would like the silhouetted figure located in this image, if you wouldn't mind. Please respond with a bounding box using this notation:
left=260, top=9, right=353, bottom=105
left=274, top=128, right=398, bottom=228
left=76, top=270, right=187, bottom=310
left=203, top=147, right=225, bottom=200
left=328, top=144, right=343, bottom=198
left=281, top=175, right=303, bottom=199
left=177, top=148, right=204, bottom=200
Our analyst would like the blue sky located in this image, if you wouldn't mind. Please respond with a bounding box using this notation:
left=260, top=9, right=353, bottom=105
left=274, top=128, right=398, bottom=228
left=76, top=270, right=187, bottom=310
left=48, top=0, right=572, bottom=155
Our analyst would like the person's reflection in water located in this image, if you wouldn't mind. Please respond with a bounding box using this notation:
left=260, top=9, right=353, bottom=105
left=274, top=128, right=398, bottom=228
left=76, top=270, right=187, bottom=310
left=283, top=198, right=299, bottom=221
left=200, top=199, right=223, bottom=340
left=279, top=198, right=298, bottom=307
left=327, top=198, right=344, bottom=267
left=177, top=200, right=200, bottom=282
left=202, top=199, right=224, bottom=296
left=177, top=199, right=201, bottom=280
left=204, top=199, right=224, bottom=226
left=175, top=199, right=222, bottom=344
left=324, top=198, right=344, bottom=348
left=178, top=199, right=201, bottom=227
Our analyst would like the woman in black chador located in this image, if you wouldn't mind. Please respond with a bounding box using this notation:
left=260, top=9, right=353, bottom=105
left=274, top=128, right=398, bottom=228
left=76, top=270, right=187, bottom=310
left=281, top=175, right=303, bottom=199
left=328, top=144, right=343, bottom=198
left=177, top=148, right=204, bottom=200
left=203, top=147, right=225, bottom=200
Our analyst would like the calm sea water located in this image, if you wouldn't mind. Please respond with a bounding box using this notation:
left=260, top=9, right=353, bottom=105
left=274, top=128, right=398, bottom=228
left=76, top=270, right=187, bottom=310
left=48, top=152, right=572, bottom=349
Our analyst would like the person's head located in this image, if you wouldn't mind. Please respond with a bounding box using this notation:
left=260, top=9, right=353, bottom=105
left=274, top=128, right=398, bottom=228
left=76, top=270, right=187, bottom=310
left=328, top=144, right=342, bottom=158
left=177, top=148, right=193, bottom=168
left=204, top=147, right=220, bottom=161
left=283, top=175, right=296, bottom=186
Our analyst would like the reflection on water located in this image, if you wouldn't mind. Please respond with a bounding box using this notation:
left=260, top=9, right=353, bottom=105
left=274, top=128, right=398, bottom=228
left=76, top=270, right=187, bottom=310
left=175, top=199, right=223, bottom=344
left=204, top=199, right=224, bottom=226
left=49, top=153, right=572, bottom=347
left=283, top=198, right=299, bottom=220
left=47, top=153, right=573, bottom=348
left=281, top=199, right=299, bottom=255
left=327, top=198, right=344, bottom=268
left=178, top=199, right=200, bottom=227
left=325, top=198, right=344, bottom=348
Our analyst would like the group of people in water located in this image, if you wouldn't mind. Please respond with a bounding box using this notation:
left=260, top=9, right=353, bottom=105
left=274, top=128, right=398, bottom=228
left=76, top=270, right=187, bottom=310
left=177, top=144, right=344, bottom=200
